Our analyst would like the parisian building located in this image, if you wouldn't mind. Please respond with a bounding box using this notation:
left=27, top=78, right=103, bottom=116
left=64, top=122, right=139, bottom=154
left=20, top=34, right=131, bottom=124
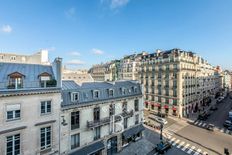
left=60, top=80, right=144, bottom=155
left=119, top=52, right=148, bottom=81
left=0, top=58, right=62, bottom=155
left=62, top=67, right=94, bottom=85
left=140, top=49, right=218, bottom=118
left=0, top=50, right=50, bottom=65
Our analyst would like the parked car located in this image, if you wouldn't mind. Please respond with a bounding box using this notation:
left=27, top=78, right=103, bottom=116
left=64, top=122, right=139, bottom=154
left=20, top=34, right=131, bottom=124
left=227, top=125, right=232, bottom=131
left=210, top=106, right=218, bottom=111
left=155, top=141, right=172, bottom=154
left=206, top=124, right=215, bottom=131
left=223, top=120, right=232, bottom=128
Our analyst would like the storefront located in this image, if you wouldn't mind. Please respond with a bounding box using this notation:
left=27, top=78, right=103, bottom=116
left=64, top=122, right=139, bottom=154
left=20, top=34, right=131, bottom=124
left=107, top=136, right=117, bottom=155
left=69, top=140, right=105, bottom=155
left=172, top=107, right=177, bottom=116
left=164, top=105, right=169, bottom=115
left=122, top=124, right=144, bottom=147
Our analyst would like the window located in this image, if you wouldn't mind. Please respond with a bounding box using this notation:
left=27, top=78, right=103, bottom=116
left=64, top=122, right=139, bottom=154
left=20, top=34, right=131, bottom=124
left=108, top=89, right=114, bottom=97
left=122, top=102, right=127, bottom=112
left=71, top=92, right=79, bottom=102
left=40, top=126, right=51, bottom=150
left=41, top=101, right=51, bottom=114
left=8, top=77, right=23, bottom=89
left=94, top=107, right=100, bottom=121
left=6, top=104, right=21, bottom=121
left=71, top=111, right=80, bottom=130
left=94, top=127, right=101, bottom=140
left=94, top=90, right=100, bottom=99
left=0, top=55, right=3, bottom=60
left=134, top=99, right=139, bottom=111
left=124, top=118, right=128, bottom=129
left=109, top=104, right=115, bottom=116
left=6, top=134, right=20, bottom=155
left=135, top=114, right=139, bottom=125
left=10, top=56, right=16, bottom=61
left=71, top=133, right=80, bottom=150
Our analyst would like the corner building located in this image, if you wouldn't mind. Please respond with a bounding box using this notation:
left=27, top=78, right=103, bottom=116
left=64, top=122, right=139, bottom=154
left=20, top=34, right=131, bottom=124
left=60, top=80, right=144, bottom=155
left=141, top=49, right=217, bottom=118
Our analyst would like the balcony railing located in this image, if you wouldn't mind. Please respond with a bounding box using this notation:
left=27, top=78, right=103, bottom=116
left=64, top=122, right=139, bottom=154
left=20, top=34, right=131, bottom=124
left=86, top=110, right=134, bottom=129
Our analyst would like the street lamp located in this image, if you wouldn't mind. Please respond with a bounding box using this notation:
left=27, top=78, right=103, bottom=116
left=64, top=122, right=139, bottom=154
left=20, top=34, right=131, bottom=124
left=160, top=123, right=164, bottom=141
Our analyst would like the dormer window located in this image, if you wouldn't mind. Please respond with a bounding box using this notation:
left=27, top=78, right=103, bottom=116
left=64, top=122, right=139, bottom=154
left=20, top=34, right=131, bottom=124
left=8, top=72, right=24, bottom=89
left=108, top=89, right=114, bottom=97
left=71, top=92, right=79, bottom=102
left=38, top=72, right=55, bottom=88
left=120, top=87, right=126, bottom=95
left=94, top=90, right=100, bottom=99
left=10, top=56, right=16, bottom=61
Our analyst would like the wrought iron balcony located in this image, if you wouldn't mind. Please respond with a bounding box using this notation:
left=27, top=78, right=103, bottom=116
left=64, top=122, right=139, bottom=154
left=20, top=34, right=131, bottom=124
left=86, top=110, right=134, bottom=129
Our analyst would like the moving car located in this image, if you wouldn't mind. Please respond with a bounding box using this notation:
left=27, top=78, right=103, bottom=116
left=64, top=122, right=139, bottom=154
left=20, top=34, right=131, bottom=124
left=155, top=141, right=172, bottom=154
left=223, top=120, right=232, bottom=128
left=154, top=117, right=168, bottom=125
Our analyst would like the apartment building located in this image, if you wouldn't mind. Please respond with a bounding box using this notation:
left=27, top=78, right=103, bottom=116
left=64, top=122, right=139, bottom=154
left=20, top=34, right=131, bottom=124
left=141, top=49, right=217, bottom=118
left=0, top=58, right=62, bottom=155
left=223, top=70, right=231, bottom=91
left=0, top=50, right=49, bottom=65
left=89, top=60, right=120, bottom=82
left=60, top=80, right=144, bottom=155
left=62, top=68, right=94, bottom=84
left=119, top=52, right=147, bottom=81
left=89, top=63, right=109, bottom=81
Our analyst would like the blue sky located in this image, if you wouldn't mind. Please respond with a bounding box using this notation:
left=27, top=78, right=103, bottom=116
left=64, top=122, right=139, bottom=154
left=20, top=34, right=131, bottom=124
left=0, top=0, right=232, bottom=69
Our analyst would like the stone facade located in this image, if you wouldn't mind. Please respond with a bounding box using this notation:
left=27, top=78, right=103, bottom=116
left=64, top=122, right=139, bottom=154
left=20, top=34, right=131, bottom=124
left=60, top=81, right=144, bottom=155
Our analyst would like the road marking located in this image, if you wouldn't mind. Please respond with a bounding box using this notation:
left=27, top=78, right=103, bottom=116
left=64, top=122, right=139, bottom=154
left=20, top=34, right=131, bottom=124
left=198, top=122, right=202, bottom=126
left=202, top=123, right=206, bottom=127
left=177, top=141, right=185, bottom=148
left=225, top=130, right=230, bottom=134
left=203, top=151, right=208, bottom=155
left=170, top=137, right=176, bottom=142
left=187, top=146, right=195, bottom=154
left=194, top=121, right=199, bottom=125
left=220, top=128, right=224, bottom=132
left=193, top=149, right=201, bottom=155
left=172, top=139, right=180, bottom=146
left=182, top=143, right=190, bottom=151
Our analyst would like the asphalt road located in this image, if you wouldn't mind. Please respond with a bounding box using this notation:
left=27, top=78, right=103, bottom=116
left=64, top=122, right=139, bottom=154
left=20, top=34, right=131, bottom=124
left=206, top=95, right=232, bottom=128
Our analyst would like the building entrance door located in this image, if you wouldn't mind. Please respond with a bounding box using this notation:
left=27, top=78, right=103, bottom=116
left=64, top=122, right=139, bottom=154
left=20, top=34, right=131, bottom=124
left=107, top=136, right=118, bottom=155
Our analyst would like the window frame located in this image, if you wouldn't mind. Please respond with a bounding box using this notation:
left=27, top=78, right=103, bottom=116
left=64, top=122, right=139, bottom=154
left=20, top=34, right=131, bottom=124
left=6, top=134, right=20, bottom=155
left=41, top=100, right=52, bottom=115
left=71, top=111, right=80, bottom=130
left=40, top=126, right=52, bottom=151
left=71, top=92, right=79, bottom=102
left=71, top=133, right=80, bottom=150
left=6, top=104, right=21, bottom=121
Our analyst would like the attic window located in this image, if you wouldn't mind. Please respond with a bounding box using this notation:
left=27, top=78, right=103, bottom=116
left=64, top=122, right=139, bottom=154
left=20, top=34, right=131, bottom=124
left=7, top=72, right=25, bottom=89
left=71, top=92, right=79, bottom=102
left=10, top=56, right=16, bottom=61
left=39, top=72, right=52, bottom=88
left=93, top=90, right=100, bottom=99
left=108, top=89, right=114, bottom=97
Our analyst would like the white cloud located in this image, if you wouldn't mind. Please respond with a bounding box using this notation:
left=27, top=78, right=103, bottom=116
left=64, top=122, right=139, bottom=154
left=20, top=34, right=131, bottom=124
left=1, top=25, right=12, bottom=33
left=92, top=48, right=104, bottom=55
left=66, top=59, right=85, bottom=65
left=65, top=7, right=76, bottom=20
left=101, top=0, right=130, bottom=10
left=69, top=51, right=81, bottom=56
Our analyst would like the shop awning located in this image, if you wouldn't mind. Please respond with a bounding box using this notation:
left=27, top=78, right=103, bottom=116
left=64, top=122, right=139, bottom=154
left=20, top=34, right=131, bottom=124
left=144, top=101, right=149, bottom=104
left=69, top=141, right=105, bottom=155
left=164, top=105, right=169, bottom=109
left=172, top=107, right=177, bottom=111
left=122, top=124, right=145, bottom=139
left=155, top=103, right=161, bottom=107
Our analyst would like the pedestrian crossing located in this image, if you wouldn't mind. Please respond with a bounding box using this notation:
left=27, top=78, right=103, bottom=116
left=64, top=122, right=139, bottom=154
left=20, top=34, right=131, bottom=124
left=161, top=131, right=209, bottom=155
left=193, top=120, right=231, bottom=136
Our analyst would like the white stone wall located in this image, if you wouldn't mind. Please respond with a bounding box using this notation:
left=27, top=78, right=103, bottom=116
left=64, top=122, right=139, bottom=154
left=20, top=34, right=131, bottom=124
left=0, top=92, right=61, bottom=155
left=60, top=95, right=143, bottom=155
